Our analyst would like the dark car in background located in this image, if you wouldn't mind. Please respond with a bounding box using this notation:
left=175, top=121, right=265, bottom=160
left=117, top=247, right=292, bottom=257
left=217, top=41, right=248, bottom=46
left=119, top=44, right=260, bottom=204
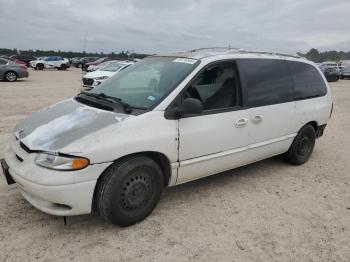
left=9, top=55, right=36, bottom=67
left=322, top=67, right=339, bottom=82
left=341, top=66, right=350, bottom=79
left=72, top=57, right=100, bottom=68
left=0, top=58, right=29, bottom=82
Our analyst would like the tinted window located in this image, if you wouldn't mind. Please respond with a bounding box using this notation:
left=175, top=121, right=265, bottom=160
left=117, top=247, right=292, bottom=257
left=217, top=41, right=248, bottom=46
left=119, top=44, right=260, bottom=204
left=0, top=59, right=7, bottom=65
left=288, top=61, right=327, bottom=99
left=184, top=63, right=240, bottom=111
left=238, top=59, right=294, bottom=107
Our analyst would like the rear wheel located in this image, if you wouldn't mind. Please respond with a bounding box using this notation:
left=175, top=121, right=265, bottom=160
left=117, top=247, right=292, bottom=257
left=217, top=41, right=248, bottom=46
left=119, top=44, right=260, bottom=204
left=5, top=71, right=17, bottom=82
left=36, top=64, right=44, bottom=70
left=60, top=64, right=67, bottom=70
left=285, top=124, right=316, bottom=165
left=95, top=156, right=164, bottom=226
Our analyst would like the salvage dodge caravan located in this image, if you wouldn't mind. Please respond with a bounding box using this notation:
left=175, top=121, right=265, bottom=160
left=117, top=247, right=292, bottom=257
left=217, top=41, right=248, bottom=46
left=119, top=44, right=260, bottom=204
left=1, top=48, right=333, bottom=226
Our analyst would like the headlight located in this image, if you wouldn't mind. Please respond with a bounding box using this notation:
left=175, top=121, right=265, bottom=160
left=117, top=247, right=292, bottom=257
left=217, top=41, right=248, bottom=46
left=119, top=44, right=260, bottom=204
left=93, top=76, right=109, bottom=80
left=35, top=153, right=90, bottom=171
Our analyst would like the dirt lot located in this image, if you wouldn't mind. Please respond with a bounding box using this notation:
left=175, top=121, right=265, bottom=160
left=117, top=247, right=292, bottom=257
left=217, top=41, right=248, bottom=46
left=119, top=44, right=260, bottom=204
left=0, top=68, right=350, bottom=262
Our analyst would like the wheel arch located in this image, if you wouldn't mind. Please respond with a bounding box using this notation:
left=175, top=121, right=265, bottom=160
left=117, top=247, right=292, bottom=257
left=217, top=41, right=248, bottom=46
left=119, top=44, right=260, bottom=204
left=91, top=151, right=172, bottom=213
left=4, top=70, right=18, bottom=76
left=306, top=121, right=318, bottom=132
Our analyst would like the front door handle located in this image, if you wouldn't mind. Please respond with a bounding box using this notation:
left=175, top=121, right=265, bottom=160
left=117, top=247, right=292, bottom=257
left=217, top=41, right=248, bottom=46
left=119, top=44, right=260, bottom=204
left=252, top=115, right=263, bottom=123
left=235, top=118, right=248, bottom=128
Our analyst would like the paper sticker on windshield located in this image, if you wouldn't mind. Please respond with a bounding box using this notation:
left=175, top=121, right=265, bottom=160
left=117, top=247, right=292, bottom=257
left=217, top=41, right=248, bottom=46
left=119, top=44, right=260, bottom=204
left=173, top=58, right=197, bottom=64
left=147, top=96, right=156, bottom=101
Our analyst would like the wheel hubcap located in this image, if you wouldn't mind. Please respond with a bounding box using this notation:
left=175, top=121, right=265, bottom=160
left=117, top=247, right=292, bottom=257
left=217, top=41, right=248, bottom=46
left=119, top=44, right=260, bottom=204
left=7, top=72, right=16, bottom=81
left=298, top=137, right=310, bottom=156
left=120, top=174, right=151, bottom=210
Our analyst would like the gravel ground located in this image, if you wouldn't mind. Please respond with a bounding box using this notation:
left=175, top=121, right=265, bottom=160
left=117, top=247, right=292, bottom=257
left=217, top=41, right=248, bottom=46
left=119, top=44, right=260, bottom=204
left=0, top=68, right=350, bottom=262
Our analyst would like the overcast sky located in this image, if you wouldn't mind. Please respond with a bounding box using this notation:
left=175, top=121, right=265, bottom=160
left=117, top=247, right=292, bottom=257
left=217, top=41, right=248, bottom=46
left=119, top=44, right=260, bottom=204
left=0, top=0, right=349, bottom=54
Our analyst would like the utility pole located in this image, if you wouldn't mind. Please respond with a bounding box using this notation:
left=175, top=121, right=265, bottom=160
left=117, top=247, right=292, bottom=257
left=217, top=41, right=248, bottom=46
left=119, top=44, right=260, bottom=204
left=83, top=32, right=87, bottom=53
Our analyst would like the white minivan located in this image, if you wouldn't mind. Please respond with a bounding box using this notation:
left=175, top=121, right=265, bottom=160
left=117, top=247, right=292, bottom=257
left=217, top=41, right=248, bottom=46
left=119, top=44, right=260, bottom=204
left=1, top=48, right=333, bottom=226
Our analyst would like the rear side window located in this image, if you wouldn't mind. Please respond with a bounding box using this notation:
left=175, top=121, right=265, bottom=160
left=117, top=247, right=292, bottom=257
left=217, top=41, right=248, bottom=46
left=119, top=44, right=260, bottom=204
left=238, top=59, right=294, bottom=107
left=287, top=61, right=327, bottom=99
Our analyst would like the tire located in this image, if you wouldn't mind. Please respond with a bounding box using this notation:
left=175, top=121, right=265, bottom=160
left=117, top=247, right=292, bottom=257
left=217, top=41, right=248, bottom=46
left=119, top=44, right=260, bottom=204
left=60, top=64, right=67, bottom=70
left=95, top=156, right=164, bottom=226
left=77, top=63, right=82, bottom=68
left=5, top=71, right=17, bottom=82
left=36, top=64, right=44, bottom=70
left=285, top=124, right=316, bottom=165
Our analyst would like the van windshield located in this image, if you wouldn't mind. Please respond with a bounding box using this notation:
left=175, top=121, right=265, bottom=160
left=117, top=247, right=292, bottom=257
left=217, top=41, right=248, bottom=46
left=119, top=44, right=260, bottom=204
left=88, top=57, right=200, bottom=109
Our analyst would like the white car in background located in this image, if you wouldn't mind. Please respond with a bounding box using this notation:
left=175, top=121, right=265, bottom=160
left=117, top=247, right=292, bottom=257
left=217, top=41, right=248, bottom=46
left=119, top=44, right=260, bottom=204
left=30, top=56, right=70, bottom=70
left=82, top=61, right=134, bottom=91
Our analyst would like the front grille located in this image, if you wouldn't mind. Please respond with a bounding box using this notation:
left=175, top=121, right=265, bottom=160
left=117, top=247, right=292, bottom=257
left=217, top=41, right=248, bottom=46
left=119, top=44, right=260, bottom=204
left=82, top=78, right=94, bottom=86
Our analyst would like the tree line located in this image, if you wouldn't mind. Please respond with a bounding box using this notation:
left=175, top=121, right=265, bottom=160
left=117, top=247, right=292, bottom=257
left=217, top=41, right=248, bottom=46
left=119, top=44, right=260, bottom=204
left=0, top=48, right=148, bottom=59
left=1, top=47, right=349, bottom=63
left=297, top=48, right=350, bottom=63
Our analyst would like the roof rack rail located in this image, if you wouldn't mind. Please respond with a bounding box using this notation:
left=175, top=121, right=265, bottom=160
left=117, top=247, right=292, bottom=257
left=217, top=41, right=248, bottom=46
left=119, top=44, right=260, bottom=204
left=237, top=49, right=301, bottom=59
left=187, top=47, right=302, bottom=59
left=188, top=47, right=240, bottom=52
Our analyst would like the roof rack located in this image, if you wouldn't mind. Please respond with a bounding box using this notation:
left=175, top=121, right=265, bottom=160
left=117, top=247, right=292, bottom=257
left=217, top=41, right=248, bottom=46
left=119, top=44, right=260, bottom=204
left=188, top=47, right=241, bottom=52
left=237, top=49, right=301, bottom=59
left=188, top=47, right=302, bottom=59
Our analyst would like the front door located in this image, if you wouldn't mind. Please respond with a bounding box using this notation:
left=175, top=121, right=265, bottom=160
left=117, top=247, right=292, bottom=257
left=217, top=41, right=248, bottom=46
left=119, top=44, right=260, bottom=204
left=177, top=61, right=250, bottom=184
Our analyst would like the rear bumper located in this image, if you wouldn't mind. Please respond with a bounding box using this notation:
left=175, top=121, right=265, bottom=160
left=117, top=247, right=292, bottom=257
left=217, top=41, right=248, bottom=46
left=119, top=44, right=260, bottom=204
left=17, top=70, right=29, bottom=78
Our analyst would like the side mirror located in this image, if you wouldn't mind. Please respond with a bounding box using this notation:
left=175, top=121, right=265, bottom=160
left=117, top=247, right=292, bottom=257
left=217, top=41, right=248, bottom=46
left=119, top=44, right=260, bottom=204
left=176, top=98, right=203, bottom=117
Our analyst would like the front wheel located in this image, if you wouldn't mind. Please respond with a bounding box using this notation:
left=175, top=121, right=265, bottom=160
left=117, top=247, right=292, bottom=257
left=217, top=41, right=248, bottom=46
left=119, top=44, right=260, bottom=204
left=285, top=124, right=316, bottom=165
left=95, top=156, right=164, bottom=226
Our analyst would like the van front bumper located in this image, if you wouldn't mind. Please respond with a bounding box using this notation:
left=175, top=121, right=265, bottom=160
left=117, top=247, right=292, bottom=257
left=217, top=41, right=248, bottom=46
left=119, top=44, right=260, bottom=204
left=3, top=164, right=96, bottom=216
left=2, top=136, right=111, bottom=216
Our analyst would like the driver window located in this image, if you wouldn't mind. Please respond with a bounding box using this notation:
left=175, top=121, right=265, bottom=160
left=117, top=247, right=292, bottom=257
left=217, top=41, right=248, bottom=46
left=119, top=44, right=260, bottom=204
left=184, top=63, right=240, bottom=111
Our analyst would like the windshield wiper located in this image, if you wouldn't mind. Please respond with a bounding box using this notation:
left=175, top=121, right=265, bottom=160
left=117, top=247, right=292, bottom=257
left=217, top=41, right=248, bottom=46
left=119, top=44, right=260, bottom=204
left=80, top=92, right=132, bottom=113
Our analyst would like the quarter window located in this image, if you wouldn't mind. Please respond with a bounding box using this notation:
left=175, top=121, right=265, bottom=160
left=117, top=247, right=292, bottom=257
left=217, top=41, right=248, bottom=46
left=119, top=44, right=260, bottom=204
left=184, top=63, right=240, bottom=111
left=238, top=59, right=294, bottom=107
left=287, top=61, right=327, bottom=99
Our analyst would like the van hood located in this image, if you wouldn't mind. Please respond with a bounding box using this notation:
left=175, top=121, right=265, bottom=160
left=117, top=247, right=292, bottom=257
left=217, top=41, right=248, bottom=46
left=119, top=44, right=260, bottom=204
left=14, top=98, right=130, bottom=152
left=84, top=70, right=116, bottom=78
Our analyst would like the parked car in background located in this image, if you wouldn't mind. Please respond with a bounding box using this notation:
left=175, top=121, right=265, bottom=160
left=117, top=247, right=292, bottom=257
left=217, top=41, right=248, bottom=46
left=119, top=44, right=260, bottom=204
left=30, top=56, right=70, bottom=70
left=84, top=57, right=110, bottom=71
left=322, top=67, right=339, bottom=82
left=73, top=57, right=100, bottom=68
left=9, top=55, right=37, bottom=67
left=85, top=60, right=113, bottom=72
left=2, top=56, right=27, bottom=67
left=0, top=58, right=29, bottom=82
left=82, top=61, right=134, bottom=91
left=70, top=57, right=81, bottom=65
left=341, top=66, right=350, bottom=79
left=1, top=48, right=332, bottom=226
left=320, top=62, right=341, bottom=78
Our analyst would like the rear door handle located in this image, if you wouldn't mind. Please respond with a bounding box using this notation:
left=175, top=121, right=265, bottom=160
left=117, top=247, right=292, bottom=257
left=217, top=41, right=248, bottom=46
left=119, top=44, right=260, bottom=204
left=252, top=115, right=263, bottom=123
left=235, top=118, right=248, bottom=128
